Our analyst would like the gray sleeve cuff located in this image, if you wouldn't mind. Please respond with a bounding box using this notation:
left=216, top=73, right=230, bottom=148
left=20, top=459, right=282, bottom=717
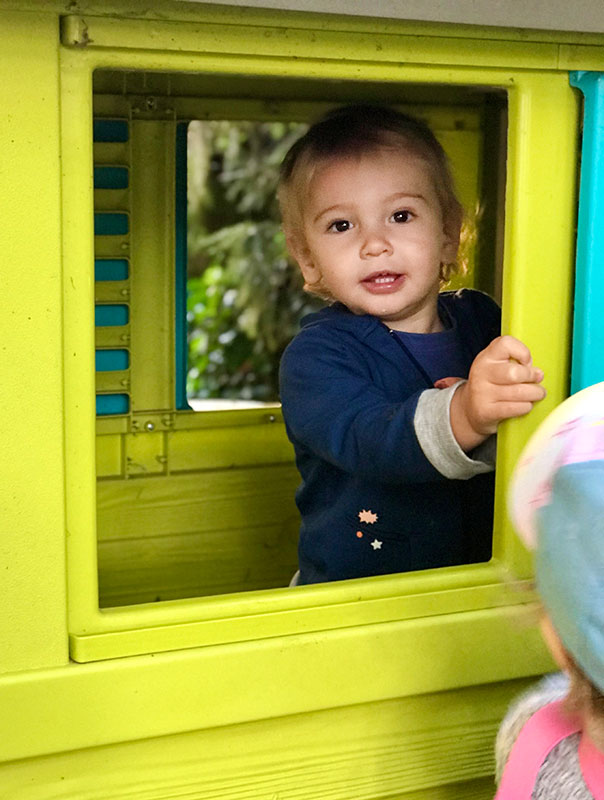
left=413, top=382, right=496, bottom=479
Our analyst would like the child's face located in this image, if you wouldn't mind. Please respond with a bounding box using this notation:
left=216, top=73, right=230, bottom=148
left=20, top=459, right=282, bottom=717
left=291, top=148, right=459, bottom=332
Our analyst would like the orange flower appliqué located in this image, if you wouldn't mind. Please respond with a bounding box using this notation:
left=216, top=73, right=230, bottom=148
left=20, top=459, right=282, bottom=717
left=358, top=509, right=378, bottom=524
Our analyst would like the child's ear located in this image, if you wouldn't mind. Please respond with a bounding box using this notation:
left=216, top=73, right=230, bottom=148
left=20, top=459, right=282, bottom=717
left=286, top=233, right=320, bottom=285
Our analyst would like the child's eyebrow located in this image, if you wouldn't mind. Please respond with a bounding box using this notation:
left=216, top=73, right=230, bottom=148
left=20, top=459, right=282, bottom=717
left=312, top=204, right=347, bottom=224
left=387, top=192, right=427, bottom=204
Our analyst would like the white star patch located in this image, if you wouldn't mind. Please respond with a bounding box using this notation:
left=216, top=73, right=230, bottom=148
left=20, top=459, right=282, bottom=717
left=371, top=539, right=382, bottom=550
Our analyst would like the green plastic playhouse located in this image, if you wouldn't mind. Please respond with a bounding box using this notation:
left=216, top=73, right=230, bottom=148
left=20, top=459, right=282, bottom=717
left=1, top=2, right=601, bottom=797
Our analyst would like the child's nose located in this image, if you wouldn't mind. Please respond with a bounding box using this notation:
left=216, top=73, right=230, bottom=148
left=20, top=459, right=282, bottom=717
left=360, top=228, right=393, bottom=258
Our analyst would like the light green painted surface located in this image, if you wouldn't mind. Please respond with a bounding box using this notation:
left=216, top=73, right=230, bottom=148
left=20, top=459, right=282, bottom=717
left=129, top=119, right=177, bottom=412
left=0, top=616, right=551, bottom=758
left=0, top=9, right=69, bottom=674
left=97, top=465, right=300, bottom=604
left=0, top=679, right=534, bottom=799
left=59, top=12, right=559, bottom=69
left=495, top=72, right=579, bottom=573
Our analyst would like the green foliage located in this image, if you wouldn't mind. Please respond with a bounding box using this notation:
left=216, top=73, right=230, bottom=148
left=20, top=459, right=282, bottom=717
left=186, top=120, right=321, bottom=401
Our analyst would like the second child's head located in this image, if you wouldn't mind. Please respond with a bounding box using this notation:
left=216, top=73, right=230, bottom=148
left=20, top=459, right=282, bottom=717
left=509, top=383, right=604, bottom=743
left=278, top=104, right=464, bottom=333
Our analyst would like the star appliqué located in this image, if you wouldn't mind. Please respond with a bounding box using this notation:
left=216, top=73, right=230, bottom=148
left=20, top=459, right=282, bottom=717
left=371, top=539, right=382, bottom=550
left=358, top=509, right=378, bottom=524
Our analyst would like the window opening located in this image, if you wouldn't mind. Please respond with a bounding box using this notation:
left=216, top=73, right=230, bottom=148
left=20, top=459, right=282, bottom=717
left=92, top=68, right=507, bottom=608
left=184, top=118, right=320, bottom=411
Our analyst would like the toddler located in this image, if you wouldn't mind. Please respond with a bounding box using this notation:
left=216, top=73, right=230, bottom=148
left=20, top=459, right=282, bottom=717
left=496, top=381, right=604, bottom=798
left=278, top=104, right=545, bottom=585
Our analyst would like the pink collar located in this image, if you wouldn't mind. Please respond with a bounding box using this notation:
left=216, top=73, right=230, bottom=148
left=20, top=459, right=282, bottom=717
left=496, top=699, right=604, bottom=799
left=579, top=732, right=604, bottom=799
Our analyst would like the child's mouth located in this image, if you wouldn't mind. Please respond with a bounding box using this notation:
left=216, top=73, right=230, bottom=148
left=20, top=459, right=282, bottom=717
left=361, top=271, right=405, bottom=293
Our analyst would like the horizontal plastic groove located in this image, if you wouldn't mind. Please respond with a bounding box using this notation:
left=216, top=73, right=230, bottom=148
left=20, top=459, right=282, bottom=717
left=93, top=142, right=129, bottom=164
left=93, top=188, right=129, bottom=212
left=96, top=371, right=130, bottom=393
left=95, top=325, right=130, bottom=347
left=95, top=235, right=129, bottom=258
left=55, top=3, right=604, bottom=41
left=69, top=608, right=551, bottom=710
left=69, top=578, right=536, bottom=662
left=95, top=280, right=129, bottom=303
left=167, top=428, right=293, bottom=472
left=60, top=15, right=563, bottom=70
left=560, top=44, right=604, bottom=70
left=72, top=560, right=530, bottom=630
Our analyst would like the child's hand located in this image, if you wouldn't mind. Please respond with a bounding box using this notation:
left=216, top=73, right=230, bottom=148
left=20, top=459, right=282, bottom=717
left=450, top=335, right=546, bottom=452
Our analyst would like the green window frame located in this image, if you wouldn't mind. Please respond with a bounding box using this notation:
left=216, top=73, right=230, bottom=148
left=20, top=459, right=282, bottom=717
left=60, top=10, right=574, bottom=720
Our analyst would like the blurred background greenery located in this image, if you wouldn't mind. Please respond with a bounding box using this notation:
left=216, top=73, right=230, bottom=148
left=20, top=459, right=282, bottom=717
left=186, top=119, right=322, bottom=403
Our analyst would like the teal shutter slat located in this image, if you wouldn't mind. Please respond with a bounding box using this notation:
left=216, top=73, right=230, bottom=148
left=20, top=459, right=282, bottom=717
left=96, top=395, right=130, bottom=415
left=95, top=350, right=130, bottom=372
left=93, top=119, right=129, bottom=142
left=95, top=305, right=129, bottom=327
left=94, top=213, right=129, bottom=236
left=94, top=166, right=129, bottom=189
left=95, top=259, right=129, bottom=282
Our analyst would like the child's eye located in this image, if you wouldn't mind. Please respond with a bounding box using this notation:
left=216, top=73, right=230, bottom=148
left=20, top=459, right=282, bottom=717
left=391, top=210, right=413, bottom=223
left=328, top=219, right=352, bottom=233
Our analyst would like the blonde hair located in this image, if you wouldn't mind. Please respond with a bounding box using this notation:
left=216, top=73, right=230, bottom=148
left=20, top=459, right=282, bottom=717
left=277, top=104, right=465, bottom=299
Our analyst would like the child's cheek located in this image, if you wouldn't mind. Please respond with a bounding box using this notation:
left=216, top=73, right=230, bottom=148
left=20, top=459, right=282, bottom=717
left=540, top=614, right=571, bottom=672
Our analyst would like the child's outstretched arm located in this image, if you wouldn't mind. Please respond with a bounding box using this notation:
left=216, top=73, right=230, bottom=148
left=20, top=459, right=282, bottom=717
left=280, top=330, right=469, bottom=485
left=450, top=335, right=546, bottom=452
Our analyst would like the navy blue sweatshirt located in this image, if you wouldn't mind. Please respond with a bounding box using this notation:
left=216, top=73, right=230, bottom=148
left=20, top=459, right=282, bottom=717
left=279, top=289, right=501, bottom=584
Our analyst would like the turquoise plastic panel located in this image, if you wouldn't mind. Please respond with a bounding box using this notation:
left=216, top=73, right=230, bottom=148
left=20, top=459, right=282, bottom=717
left=96, top=394, right=129, bottom=415
left=95, top=349, right=129, bottom=371
left=94, top=212, right=129, bottom=235
left=569, top=72, right=604, bottom=393
left=95, top=259, right=129, bottom=281
left=93, top=118, right=129, bottom=142
left=94, top=304, right=129, bottom=326
left=94, top=166, right=129, bottom=189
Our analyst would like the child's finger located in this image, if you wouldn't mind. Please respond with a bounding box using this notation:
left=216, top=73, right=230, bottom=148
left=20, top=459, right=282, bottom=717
left=487, top=360, right=544, bottom=386
left=493, top=382, right=547, bottom=403
left=486, top=335, right=533, bottom=365
left=491, top=400, right=540, bottom=421
left=486, top=387, right=547, bottom=422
